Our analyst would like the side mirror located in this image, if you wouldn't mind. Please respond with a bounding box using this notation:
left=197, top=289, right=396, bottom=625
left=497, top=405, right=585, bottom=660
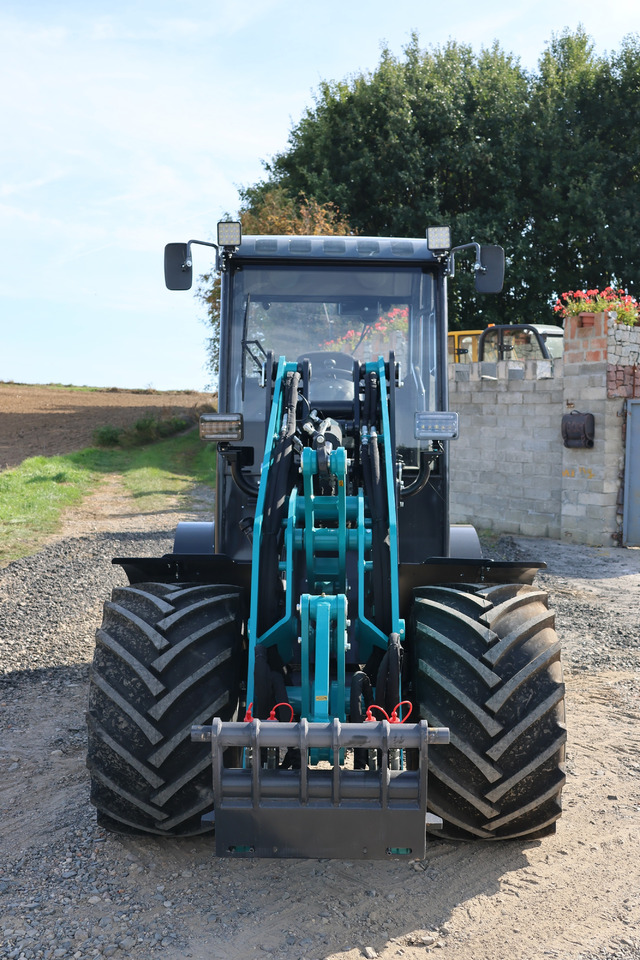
left=164, top=243, right=192, bottom=290
left=475, top=245, right=505, bottom=294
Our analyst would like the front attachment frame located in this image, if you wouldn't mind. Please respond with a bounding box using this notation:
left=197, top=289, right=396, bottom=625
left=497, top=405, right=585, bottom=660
left=192, top=717, right=448, bottom=859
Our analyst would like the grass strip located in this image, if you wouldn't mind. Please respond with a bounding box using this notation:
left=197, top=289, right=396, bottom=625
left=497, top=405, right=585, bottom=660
left=0, top=429, right=216, bottom=565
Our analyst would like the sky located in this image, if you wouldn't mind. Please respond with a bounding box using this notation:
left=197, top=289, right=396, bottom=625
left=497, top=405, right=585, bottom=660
left=2, top=0, right=640, bottom=392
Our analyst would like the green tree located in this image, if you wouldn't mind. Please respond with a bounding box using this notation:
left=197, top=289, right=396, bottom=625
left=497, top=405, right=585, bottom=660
left=259, top=36, right=529, bottom=327
left=243, top=30, right=640, bottom=328
left=525, top=29, right=640, bottom=305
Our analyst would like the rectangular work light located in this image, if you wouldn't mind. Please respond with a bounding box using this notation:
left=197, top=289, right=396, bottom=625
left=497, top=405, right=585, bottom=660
left=426, top=226, right=451, bottom=253
left=217, top=221, right=242, bottom=248
left=199, top=413, right=244, bottom=442
left=414, top=411, right=459, bottom=441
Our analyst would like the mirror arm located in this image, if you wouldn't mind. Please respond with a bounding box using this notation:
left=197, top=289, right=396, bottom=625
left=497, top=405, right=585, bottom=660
left=446, top=242, right=485, bottom=279
left=186, top=239, right=220, bottom=272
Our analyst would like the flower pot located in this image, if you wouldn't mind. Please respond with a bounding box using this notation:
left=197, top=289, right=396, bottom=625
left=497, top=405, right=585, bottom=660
left=578, top=312, right=595, bottom=327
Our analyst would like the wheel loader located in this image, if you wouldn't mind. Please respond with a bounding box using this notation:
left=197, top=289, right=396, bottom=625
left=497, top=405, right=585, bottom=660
left=86, top=223, right=566, bottom=859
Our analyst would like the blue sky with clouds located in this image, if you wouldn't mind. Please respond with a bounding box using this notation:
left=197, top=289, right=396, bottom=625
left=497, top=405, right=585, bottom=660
left=2, top=0, right=639, bottom=391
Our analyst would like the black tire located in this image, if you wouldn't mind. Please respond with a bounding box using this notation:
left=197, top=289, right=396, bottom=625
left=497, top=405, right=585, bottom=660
left=87, top=582, right=243, bottom=836
left=411, top=582, right=566, bottom=840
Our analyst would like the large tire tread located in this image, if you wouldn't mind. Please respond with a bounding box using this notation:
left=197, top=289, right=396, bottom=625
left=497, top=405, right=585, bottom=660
left=412, top=582, right=566, bottom=840
left=87, top=582, right=243, bottom=837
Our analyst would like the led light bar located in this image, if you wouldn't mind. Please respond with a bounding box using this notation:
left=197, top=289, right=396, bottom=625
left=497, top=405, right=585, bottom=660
left=200, top=413, right=244, bottom=442
left=426, top=226, right=451, bottom=252
left=414, top=411, right=459, bottom=441
left=217, top=221, right=242, bottom=248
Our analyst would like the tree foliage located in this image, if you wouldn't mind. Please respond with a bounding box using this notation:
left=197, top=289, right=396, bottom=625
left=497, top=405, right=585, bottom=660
left=244, top=29, right=640, bottom=329
left=525, top=30, right=640, bottom=308
left=239, top=185, right=352, bottom=236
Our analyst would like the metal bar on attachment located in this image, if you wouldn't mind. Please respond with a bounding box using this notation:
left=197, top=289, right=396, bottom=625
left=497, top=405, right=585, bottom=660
left=192, top=719, right=448, bottom=749
left=299, top=718, right=308, bottom=805
left=251, top=719, right=261, bottom=809
left=332, top=718, right=341, bottom=806
left=380, top=719, right=389, bottom=811
left=211, top=717, right=223, bottom=814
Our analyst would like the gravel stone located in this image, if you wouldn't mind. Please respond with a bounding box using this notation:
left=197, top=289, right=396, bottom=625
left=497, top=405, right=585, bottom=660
left=1, top=518, right=639, bottom=960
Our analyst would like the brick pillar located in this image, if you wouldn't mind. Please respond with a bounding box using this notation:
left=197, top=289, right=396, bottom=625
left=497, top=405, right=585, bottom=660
left=560, top=312, right=621, bottom=545
left=563, top=312, right=608, bottom=364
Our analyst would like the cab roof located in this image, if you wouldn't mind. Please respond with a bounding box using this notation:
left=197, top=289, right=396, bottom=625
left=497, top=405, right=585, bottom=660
left=232, top=235, right=438, bottom=263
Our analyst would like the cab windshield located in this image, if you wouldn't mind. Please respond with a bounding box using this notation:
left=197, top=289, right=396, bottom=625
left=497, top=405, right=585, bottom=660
left=228, top=262, right=439, bottom=437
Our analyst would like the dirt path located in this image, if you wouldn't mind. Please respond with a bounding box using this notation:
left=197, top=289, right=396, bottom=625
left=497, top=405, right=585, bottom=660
left=1, top=481, right=640, bottom=959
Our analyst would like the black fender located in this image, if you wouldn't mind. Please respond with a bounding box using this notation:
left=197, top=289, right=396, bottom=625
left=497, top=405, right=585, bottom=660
left=449, top=524, right=482, bottom=559
left=173, top=521, right=215, bottom=555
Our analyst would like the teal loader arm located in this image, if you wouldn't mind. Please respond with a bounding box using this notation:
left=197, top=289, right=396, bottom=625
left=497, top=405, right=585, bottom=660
left=192, top=354, right=448, bottom=858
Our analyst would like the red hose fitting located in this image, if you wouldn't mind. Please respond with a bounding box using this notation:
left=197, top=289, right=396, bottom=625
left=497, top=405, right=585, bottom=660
left=365, top=704, right=390, bottom=722
left=365, top=701, right=413, bottom=723
left=389, top=700, right=412, bottom=723
left=268, top=702, right=294, bottom=722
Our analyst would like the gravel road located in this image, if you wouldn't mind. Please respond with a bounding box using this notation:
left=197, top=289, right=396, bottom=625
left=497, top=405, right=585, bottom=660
left=1, top=479, right=639, bottom=960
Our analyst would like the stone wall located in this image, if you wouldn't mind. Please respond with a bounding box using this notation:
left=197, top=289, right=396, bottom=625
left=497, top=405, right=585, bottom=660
left=448, top=313, right=640, bottom=546
left=606, top=316, right=640, bottom=397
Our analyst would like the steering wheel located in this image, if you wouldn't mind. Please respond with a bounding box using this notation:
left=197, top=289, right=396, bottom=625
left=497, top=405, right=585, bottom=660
left=298, top=352, right=355, bottom=400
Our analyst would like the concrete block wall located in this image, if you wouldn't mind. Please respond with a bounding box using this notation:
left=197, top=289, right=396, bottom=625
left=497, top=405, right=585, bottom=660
left=448, top=312, right=640, bottom=546
left=449, top=360, right=564, bottom=539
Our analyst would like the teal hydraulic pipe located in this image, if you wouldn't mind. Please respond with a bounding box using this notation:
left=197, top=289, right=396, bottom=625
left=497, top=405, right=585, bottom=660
left=246, top=357, right=299, bottom=713
left=374, top=357, right=404, bottom=639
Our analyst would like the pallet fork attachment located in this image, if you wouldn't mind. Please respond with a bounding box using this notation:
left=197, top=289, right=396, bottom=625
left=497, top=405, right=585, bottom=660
left=192, top=718, right=449, bottom=859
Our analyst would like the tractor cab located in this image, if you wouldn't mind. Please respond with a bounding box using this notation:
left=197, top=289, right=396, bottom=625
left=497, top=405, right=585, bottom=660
left=215, top=236, right=447, bottom=565
left=174, top=228, right=502, bottom=566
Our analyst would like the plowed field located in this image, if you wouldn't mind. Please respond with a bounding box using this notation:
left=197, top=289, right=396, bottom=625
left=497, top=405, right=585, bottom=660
left=0, top=382, right=214, bottom=469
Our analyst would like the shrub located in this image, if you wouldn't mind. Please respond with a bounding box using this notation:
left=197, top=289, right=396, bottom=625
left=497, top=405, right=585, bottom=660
left=131, top=416, right=157, bottom=445
left=128, top=415, right=192, bottom=446
left=92, top=425, right=123, bottom=447
left=92, top=415, right=192, bottom=449
left=156, top=417, right=188, bottom=437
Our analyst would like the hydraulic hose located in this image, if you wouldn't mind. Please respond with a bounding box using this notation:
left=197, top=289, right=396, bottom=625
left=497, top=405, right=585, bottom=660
left=399, top=451, right=432, bottom=500
left=258, top=370, right=301, bottom=635
left=362, top=370, right=392, bottom=637
left=350, top=670, right=374, bottom=770
left=375, top=633, right=403, bottom=715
